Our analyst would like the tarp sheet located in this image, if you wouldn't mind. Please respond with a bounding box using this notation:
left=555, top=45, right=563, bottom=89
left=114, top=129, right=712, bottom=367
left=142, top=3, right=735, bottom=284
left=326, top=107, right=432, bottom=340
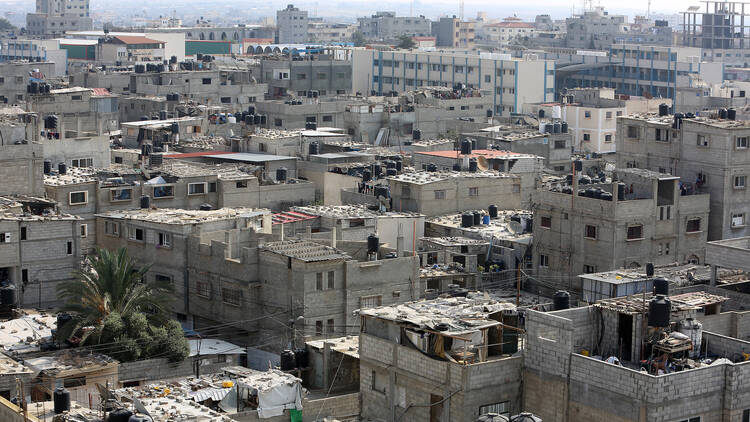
left=255, top=381, right=302, bottom=418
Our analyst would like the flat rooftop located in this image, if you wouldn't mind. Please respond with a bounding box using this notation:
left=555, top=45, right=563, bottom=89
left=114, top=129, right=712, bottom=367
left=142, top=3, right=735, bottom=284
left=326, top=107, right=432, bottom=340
left=388, top=170, right=516, bottom=185
left=414, top=149, right=533, bottom=159
left=594, top=291, right=728, bottom=315
left=421, top=236, right=489, bottom=247
left=121, top=116, right=202, bottom=127
left=203, top=152, right=297, bottom=163
left=0, top=352, right=32, bottom=375
left=97, top=208, right=269, bottom=225
left=25, top=351, right=117, bottom=376
left=625, top=113, right=750, bottom=129
left=359, top=293, right=516, bottom=337
left=427, top=210, right=533, bottom=242
left=306, top=335, right=359, bottom=358
left=262, top=240, right=350, bottom=262
left=272, top=210, right=319, bottom=225
left=0, top=311, right=57, bottom=354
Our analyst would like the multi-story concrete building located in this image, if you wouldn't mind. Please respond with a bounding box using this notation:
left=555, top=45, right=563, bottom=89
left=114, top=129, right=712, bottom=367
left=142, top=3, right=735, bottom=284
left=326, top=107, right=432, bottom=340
left=256, top=98, right=353, bottom=130
left=531, top=168, right=710, bottom=287
left=387, top=171, right=522, bottom=216
left=0, top=39, right=68, bottom=77
left=308, top=21, right=356, bottom=44
left=359, top=296, right=523, bottom=421
left=357, top=12, right=432, bottom=41
left=0, top=196, right=82, bottom=308
left=276, top=4, right=309, bottom=44
left=0, top=61, right=56, bottom=106
left=565, top=7, right=629, bottom=49
left=95, top=35, right=166, bottom=64
left=434, top=17, right=476, bottom=49
left=352, top=50, right=555, bottom=118
left=26, top=0, right=93, bottom=38
left=479, top=18, right=536, bottom=47
left=617, top=113, right=750, bottom=241
left=252, top=50, right=353, bottom=99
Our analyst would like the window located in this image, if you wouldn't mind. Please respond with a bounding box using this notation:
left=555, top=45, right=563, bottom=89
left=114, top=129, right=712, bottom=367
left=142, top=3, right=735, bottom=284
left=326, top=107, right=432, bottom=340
left=676, top=418, right=701, bottom=422
left=737, top=137, right=748, bottom=149
left=327, top=318, right=335, bottom=334
left=222, top=288, right=241, bottom=306
left=327, top=271, right=335, bottom=289
left=129, top=227, right=144, bottom=242
left=22, top=269, right=28, bottom=283
left=434, top=190, right=446, bottom=200
left=188, top=183, right=207, bottom=195
left=732, top=213, right=746, bottom=228
left=110, top=188, right=132, bottom=202
left=202, top=78, right=211, bottom=85
left=697, top=134, right=709, bottom=147
left=735, top=175, right=747, bottom=189
left=584, top=111, right=591, bottom=118
left=20, top=227, right=26, bottom=241
left=316, top=272, right=323, bottom=290
left=539, top=254, right=549, bottom=267
left=220, top=97, right=231, bottom=104
left=742, top=409, right=749, bottom=422
left=63, top=377, right=86, bottom=388
left=69, top=191, right=88, bottom=205
left=315, top=321, right=323, bottom=336
left=208, top=182, right=217, bottom=193
left=655, top=128, right=669, bottom=142
left=605, top=134, right=612, bottom=143
left=71, top=158, right=93, bottom=168
left=157, top=232, right=172, bottom=248
left=583, top=133, right=591, bottom=141
left=196, top=280, right=210, bottom=298
left=153, top=185, right=174, bottom=198
left=627, top=125, right=639, bottom=138
left=479, top=402, right=509, bottom=417
left=686, top=218, right=701, bottom=233
left=627, top=225, right=643, bottom=240
left=322, top=115, right=333, bottom=122
left=0, top=233, right=10, bottom=243
left=584, top=225, right=597, bottom=239
left=541, top=216, right=551, bottom=228
left=583, top=264, right=596, bottom=274
left=401, top=186, right=411, bottom=198
left=296, top=73, right=307, bottom=80
left=469, top=187, right=479, bottom=196
left=360, top=295, right=382, bottom=309
left=66, top=241, right=73, bottom=255
left=605, top=111, right=612, bottom=119
left=317, top=72, right=327, bottom=80
left=105, top=221, right=119, bottom=236
left=236, top=180, right=248, bottom=188
left=274, top=118, right=282, bottom=127
left=80, top=224, right=88, bottom=238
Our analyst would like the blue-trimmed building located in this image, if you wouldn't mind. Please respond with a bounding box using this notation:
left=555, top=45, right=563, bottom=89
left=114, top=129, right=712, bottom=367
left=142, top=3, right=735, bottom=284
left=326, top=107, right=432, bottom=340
left=352, top=49, right=555, bottom=117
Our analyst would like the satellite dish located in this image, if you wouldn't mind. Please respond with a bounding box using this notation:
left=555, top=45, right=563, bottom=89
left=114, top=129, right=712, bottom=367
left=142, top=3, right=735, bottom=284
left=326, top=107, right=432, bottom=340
left=476, top=155, right=489, bottom=171
left=508, top=221, right=523, bottom=235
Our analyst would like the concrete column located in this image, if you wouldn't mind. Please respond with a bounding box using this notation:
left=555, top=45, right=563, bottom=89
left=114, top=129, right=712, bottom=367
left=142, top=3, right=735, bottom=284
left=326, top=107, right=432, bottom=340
left=710, top=264, right=718, bottom=286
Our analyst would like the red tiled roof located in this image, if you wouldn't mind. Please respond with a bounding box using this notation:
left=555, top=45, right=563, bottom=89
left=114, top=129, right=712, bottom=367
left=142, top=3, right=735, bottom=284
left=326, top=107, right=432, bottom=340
left=91, top=88, right=111, bottom=97
left=164, top=151, right=234, bottom=159
left=272, top=211, right=319, bottom=225
left=415, top=149, right=523, bottom=159
left=114, top=35, right=164, bottom=45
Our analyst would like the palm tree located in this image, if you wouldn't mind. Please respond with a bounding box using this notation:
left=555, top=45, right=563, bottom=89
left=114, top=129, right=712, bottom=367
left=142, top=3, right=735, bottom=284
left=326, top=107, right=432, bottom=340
left=57, top=247, right=173, bottom=344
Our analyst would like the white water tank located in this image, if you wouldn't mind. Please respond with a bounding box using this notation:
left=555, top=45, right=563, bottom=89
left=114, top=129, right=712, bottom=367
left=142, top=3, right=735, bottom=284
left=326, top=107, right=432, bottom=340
left=679, top=318, right=703, bottom=358
left=552, top=105, right=562, bottom=119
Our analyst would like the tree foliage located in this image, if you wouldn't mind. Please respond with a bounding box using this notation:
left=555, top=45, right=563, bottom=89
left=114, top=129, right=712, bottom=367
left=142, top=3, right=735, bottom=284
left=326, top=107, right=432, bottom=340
left=352, top=31, right=366, bottom=47
left=57, top=248, right=188, bottom=362
left=0, top=18, right=16, bottom=32
left=396, top=35, right=416, bottom=50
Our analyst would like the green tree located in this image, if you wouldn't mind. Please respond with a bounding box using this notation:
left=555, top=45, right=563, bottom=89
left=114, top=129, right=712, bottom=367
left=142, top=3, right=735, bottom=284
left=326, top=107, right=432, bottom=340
left=0, top=18, right=16, bottom=32
left=396, top=34, right=416, bottom=49
left=57, top=248, right=188, bottom=362
left=352, top=31, right=366, bottom=47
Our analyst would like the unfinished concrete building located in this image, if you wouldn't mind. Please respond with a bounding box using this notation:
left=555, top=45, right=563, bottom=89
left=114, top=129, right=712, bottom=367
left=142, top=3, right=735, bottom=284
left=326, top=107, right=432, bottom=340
left=0, top=115, right=44, bottom=197
left=388, top=171, right=522, bottom=216
left=523, top=289, right=750, bottom=422
left=617, top=113, right=750, bottom=241
left=252, top=50, right=353, bottom=99
left=359, top=295, right=523, bottom=422
left=0, top=62, right=57, bottom=106
left=532, top=168, right=710, bottom=290
left=0, top=196, right=82, bottom=308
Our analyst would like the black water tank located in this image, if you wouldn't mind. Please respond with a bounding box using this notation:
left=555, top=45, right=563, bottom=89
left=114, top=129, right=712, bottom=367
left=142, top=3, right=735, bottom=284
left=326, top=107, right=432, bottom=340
left=294, top=348, right=309, bottom=368
left=171, top=123, right=179, bottom=134
left=473, top=212, right=481, bottom=226
left=309, top=142, right=319, bottom=155
left=128, top=416, right=150, bottom=422
left=374, top=186, right=389, bottom=199
left=460, top=139, right=472, bottom=155
left=426, top=163, right=437, bottom=172
left=469, top=158, right=478, bottom=172
left=719, top=108, right=728, bottom=119
left=489, top=205, right=498, bottom=219
left=538, top=109, right=545, bottom=118
left=646, top=262, right=654, bottom=277
left=553, top=291, right=570, bottom=310
left=254, top=114, right=262, bottom=125
left=362, top=169, right=372, bottom=182
left=658, top=103, right=669, bottom=116
left=159, top=110, right=167, bottom=120
left=412, top=129, right=421, bottom=140
left=56, top=312, right=72, bottom=333
left=0, top=286, right=15, bottom=306
left=617, top=183, right=626, bottom=201
left=247, top=105, right=256, bottom=115
left=140, top=195, right=150, bottom=209
left=477, top=413, right=510, bottom=422
left=43, top=160, right=52, bottom=175
left=386, top=168, right=397, bottom=176
left=728, top=108, right=737, bottom=120
left=648, top=295, right=671, bottom=327
left=600, top=191, right=613, bottom=201
left=280, top=350, right=296, bottom=370
left=135, top=64, right=145, bottom=74
left=245, top=114, right=254, bottom=125
left=373, top=164, right=382, bottom=176
left=574, top=160, right=582, bottom=172
left=553, top=122, right=561, bottom=133
left=471, top=139, right=477, bottom=150
left=107, top=408, right=133, bottom=422
left=653, top=277, right=669, bottom=296
left=276, top=167, right=287, bottom=182
left=561, top=121, right=568, bottom=133
left=395, top=161, right=403, bottom=172
left=461, top=213, right=473, bottom=228
left=53, top=388, right=70, bottom=414
left=367, top=234, right=379, bottom=254
left=58, top=162, right=67, bottom=175
left=509, top=413, right=543, bottom=422
left=385, top=160, right=396, bottom=169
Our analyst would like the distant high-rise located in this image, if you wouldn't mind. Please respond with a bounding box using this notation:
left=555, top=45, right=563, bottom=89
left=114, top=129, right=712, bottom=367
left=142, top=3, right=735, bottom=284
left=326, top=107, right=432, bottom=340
left=26, top=0, right=93, bottom=38
left=276, top=4, right=309, bottom=44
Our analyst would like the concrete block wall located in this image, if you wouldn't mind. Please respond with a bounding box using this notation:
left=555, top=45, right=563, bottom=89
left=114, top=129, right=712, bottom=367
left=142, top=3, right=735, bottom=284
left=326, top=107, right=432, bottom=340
left=704, top=331, right=750, bottom=359
left=0, top=396, right=40, bottom=422
left=118, top=358, right=195, bottom=384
